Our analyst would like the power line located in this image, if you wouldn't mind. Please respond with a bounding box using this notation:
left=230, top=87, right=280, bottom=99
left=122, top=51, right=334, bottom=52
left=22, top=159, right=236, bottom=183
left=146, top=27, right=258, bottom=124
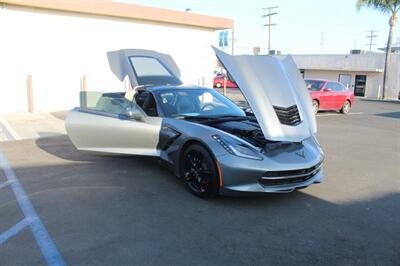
left=261, top=6, right=278, bottom=54
left=365, top=30, right=378, bottom=51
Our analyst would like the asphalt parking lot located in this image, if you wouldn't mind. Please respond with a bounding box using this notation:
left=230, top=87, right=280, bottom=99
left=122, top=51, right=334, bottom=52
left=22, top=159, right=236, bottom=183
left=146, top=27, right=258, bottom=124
left=0, top=99, right=399, bottom=266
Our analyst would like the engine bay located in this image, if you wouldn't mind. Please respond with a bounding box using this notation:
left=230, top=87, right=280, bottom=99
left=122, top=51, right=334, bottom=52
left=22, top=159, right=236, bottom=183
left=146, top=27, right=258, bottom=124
left=212, top=119, right=268, bottom=148
left=182, top=113, right=268, bottom=148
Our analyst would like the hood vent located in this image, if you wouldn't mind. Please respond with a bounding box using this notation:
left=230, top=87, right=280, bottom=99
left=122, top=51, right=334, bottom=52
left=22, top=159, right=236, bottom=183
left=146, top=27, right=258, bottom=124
left=273, top=105, right=302, bottom=126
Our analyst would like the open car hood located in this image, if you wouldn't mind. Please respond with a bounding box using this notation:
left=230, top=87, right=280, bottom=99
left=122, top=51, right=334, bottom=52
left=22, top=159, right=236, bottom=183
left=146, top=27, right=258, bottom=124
left=107, top=49, right=182, bottom=87
left=213, top=47, right=316, bottom=142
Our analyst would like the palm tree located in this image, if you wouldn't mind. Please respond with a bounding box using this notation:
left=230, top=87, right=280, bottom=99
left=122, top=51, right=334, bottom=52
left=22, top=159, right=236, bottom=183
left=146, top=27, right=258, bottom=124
left=357, top=0, right=400, bottom=99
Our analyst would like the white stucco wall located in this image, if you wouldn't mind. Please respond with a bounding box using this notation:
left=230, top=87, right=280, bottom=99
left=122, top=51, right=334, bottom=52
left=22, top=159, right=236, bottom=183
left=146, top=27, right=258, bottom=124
left=303, top=70, right=383, bottom=98
left=303, top=70, right=339, bottom=82
left=0, top=5, right=218, bottom=112
left=388, top=55, right=400, bottom=99
left=293, top=54, right=385, bottom=72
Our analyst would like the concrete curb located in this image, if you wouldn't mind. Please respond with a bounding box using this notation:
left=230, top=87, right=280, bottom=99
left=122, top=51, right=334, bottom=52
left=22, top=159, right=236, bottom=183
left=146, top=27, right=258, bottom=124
left=359, top=98, right=400, bottom=104
left=0, top=114, right=21, bottom=141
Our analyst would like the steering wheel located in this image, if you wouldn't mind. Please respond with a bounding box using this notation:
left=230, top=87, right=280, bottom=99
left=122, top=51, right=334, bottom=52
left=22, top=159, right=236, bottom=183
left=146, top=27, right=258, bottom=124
left=201, top=103, right=216, bottom=112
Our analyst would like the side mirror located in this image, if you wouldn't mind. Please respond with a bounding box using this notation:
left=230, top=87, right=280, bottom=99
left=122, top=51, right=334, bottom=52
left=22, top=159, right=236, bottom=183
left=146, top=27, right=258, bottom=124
left=126, top=108, right=146, bottom=122
left=323, top=88, right=332, bottom=92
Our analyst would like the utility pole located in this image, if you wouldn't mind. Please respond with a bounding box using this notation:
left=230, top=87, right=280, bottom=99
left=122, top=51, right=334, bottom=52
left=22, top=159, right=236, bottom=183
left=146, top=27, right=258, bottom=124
left=320, top=32, right=324, bottom=53
left=365, top=30, right=378, bottom=51
left=262, top=6, right=278, bottom=54
left=231, top=28, right=235, bottom=55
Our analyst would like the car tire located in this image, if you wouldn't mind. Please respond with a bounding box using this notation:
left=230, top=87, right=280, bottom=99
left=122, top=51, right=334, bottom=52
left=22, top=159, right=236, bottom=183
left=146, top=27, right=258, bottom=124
left=215, top=82, right=222, bottom=88
left=181, top=144, right=219, bottom=198
left=312, top=100, right=319, bottom=115
left=340, top=100, right=351, bottom=114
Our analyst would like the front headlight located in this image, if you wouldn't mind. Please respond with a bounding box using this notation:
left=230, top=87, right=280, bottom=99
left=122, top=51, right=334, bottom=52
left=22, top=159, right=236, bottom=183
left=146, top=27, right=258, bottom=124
left=212, top=135, right=263, bottom=160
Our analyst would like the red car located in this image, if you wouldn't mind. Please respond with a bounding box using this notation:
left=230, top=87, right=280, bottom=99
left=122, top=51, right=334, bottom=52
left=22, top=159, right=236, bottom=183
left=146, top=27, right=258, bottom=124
left=213, top=74, right=238, bottom=88
left=306, top=79, right=355, bottom=114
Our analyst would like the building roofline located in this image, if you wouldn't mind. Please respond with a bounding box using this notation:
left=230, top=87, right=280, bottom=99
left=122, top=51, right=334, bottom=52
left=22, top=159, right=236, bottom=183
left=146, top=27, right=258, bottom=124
left=300, top=67, right=383, bottom=73
left=0, top=0, right=233, bottom=30
left=289, top=53, right=385, bottom=56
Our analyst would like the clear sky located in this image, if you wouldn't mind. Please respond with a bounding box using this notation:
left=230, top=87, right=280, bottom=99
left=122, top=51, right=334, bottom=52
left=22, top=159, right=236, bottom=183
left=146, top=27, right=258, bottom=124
left=117, top=0, right=399, bottom=55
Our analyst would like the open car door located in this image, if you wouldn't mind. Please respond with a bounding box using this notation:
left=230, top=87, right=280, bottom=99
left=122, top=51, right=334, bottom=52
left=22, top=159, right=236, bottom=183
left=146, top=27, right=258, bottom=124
left=107, top=49, right=182, bottom=87
left=65, top=49, right=182, bottom=156
left=65, top=92, right=162, bottom=156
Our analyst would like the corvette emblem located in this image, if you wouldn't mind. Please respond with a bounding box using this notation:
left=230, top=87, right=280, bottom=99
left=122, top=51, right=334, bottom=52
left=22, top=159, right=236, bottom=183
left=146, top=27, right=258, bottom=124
left=295, top=150, right=306, bottom=158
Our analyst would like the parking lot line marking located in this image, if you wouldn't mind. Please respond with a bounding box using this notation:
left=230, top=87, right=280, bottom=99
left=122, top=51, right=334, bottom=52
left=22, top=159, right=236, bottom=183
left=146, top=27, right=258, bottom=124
left=0, top=180, right=13, bottom=190
left=348, top=112, right=364, bottom=115
left=0, top=218, right=30, bottom=245
left=0, top=152, right=65, bottom=266
left=317, top=112, right=364, bottom=117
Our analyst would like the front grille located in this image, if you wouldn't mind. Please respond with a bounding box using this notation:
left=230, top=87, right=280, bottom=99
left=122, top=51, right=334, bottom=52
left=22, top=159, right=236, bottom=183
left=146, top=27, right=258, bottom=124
left=259, top=161, right=322, bottom=186
left=273, top=105, right=301, bottom=126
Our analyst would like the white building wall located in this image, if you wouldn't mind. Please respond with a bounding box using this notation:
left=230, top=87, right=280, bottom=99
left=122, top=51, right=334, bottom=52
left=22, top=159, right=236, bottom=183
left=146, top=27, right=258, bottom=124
left=364, top=73, right=383, bottom=98
left=0, top=5, right=217, bottom=112
left=303, top=70, right=383, bottom=98
left=388, top=56, right=400, bottom=98
left=303, top=70, right=339, bottom=82
left=293, top=53, right=399, bottom=99
left=294, top=54, right=385, bottom=72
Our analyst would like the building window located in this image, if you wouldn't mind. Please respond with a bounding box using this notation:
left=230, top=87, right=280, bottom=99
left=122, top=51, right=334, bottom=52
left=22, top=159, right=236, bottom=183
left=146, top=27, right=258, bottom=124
left=338, top=74, right=352, bottom=89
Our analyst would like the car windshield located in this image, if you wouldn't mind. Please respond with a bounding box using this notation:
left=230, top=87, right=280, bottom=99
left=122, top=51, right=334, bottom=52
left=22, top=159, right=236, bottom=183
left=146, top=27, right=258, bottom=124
left=154, top=88, right=245, bottom=118
left=305, top=80, right=325, bottom=91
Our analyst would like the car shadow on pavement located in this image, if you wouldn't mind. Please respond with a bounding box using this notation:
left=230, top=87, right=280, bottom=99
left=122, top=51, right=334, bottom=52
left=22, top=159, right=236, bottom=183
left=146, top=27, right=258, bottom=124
left=316, top=110, right=342, bottom=115
left=35, top=134, right=159, bottom=163
left=0, top=135, right=397, bottom=265
left=0, top=162, right=399, bottom=265
left=374, top=111, right=400, bottom=120
left=34, top=133, right=185, bottom=189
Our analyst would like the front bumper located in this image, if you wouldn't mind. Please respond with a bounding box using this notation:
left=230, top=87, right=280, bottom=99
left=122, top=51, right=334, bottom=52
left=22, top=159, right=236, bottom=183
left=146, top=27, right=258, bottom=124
left=220, top=166, right=323, bottom=196
left=216, top=146, right=324, bottom=196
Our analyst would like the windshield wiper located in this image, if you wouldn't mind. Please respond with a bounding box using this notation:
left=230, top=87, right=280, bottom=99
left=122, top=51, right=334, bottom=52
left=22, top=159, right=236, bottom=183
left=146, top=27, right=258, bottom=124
left=176, top=115, right=217, bottom=120
left=219, top=115, right=248, bottom=119
left=181, top=115, right=245, bottom=119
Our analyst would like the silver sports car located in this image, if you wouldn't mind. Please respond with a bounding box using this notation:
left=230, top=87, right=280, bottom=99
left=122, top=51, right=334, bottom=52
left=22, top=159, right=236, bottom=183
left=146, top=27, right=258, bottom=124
left=66, top=48, right=324, bottom=197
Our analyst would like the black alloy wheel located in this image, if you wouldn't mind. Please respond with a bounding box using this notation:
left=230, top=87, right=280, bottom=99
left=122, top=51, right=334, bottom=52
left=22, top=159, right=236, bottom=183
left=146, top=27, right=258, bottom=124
left=182, top=144, right=219, bottom=198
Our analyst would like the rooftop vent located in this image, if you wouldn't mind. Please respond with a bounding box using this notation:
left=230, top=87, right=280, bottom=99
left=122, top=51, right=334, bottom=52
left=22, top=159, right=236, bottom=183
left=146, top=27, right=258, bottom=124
left=269, top=50, right=282, bottom=55
left=350, top=49, right=366, bottom=54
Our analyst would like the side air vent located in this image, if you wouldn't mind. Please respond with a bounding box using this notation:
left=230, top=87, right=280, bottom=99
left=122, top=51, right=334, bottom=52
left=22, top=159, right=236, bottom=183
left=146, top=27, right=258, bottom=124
left=273, top=105, right=302, bottom=126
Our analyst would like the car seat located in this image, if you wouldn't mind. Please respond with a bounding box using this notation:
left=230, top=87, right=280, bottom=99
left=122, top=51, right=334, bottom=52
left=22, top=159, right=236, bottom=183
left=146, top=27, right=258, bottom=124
left=142, top=94, right=158, bottom=117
